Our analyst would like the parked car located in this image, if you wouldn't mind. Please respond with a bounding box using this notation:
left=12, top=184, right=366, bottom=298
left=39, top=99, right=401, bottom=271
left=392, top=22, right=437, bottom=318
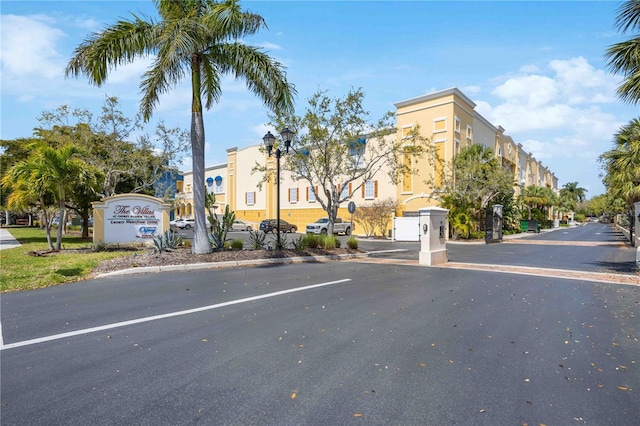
left=305, top=217, right=353, bottom=235
left=174, top=218, right=211, bottom=230
left=259, top=219, right=297, bottom=233
left=230, top=219, right=257, bottom=231
left=170, top=218, right=186, bottom=227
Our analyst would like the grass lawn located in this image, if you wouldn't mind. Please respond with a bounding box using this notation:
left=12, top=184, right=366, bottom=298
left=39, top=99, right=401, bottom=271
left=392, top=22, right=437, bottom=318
left=1, top=227, right=134, bottom=292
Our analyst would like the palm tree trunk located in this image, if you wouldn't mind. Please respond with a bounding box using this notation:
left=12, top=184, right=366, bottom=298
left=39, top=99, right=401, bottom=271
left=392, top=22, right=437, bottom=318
left=56, top=198, right=65, bottom=250
left=190, top=55, right=212, bottom=254
left=41, top=196, right=54, bottom=250
left=191, top=111, right=211, bottom=254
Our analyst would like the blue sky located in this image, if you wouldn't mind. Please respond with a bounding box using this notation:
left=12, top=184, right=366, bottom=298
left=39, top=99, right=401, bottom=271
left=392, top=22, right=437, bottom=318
left=2, top=0, right=639, bottom=197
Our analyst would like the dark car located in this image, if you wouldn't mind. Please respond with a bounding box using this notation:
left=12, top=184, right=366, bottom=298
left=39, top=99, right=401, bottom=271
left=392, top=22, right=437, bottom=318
left=259, top=219, right=298, bottom=233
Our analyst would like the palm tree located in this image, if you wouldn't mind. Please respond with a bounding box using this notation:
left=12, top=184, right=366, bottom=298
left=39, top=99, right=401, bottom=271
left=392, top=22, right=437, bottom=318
left=559, top=181, right=587, bottom=212
left=518, top=185, right=552, bottom=220
left=600, top=118, right=640, bottom=206
left=605, top=0, right=640, bottom=104
left=66, top=0, right=296, bottom=254
left=3, top=144, right=100, bottom=250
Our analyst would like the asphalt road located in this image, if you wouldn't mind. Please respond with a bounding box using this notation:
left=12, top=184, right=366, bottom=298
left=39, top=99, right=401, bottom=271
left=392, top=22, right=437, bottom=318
left=1, top=223, right=638, bottom=425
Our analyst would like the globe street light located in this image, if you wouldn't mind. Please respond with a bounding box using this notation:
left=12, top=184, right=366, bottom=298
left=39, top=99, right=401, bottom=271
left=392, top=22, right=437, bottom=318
left=263, top=128, right=295, bottom=250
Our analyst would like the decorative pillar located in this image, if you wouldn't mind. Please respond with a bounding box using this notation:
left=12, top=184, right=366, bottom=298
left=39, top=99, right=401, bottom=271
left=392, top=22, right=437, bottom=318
left=419, top=207, right=449, bottom=266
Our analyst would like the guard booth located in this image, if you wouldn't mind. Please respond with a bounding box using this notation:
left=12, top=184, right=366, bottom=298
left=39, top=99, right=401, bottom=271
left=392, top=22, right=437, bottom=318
left=485, top=204, right=503, bottom=244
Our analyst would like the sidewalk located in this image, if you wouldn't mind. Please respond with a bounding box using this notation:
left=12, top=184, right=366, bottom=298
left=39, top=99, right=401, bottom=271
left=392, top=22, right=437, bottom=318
left=0, top=228, right=21, bottom=250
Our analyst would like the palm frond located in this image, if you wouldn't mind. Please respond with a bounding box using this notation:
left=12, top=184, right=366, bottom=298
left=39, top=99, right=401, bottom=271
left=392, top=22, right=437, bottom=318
left=65, top=16, right=160, bottom=86
left=206, top=42, right=296, bottom=113
left=615, top=0, right=640, bottom=34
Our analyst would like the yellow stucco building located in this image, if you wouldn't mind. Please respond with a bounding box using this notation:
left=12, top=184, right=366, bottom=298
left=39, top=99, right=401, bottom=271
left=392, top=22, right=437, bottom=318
left=172, top=87, right=558, bottom=234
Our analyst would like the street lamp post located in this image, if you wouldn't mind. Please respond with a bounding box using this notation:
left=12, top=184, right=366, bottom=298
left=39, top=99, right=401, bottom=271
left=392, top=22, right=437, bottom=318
left=263, top=127, right=295, bottom=250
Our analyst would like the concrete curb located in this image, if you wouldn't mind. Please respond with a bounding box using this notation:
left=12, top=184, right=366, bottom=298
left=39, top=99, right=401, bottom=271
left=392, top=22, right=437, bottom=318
left=95, top=252, right=371, bottom=278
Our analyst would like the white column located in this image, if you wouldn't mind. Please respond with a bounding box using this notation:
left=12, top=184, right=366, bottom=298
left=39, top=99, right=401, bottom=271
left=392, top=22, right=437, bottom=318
left=419, top=207, right=449, bottom=266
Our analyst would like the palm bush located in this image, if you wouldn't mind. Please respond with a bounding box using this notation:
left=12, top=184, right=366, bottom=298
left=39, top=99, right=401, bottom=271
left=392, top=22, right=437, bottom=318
left=152, top=230, right=183, bottom=252
left=248, top=230, right=266, bottom=250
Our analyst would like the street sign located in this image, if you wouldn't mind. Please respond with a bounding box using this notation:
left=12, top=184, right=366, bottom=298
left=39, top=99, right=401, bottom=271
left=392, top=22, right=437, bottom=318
left=347, top=201, right=356, bottom=214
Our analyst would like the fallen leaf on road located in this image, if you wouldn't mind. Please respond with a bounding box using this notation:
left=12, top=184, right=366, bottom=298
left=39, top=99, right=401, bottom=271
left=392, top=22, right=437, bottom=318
left=291, top=392, right=297, bottom=399
left=354, top=413, right=362, bottom=417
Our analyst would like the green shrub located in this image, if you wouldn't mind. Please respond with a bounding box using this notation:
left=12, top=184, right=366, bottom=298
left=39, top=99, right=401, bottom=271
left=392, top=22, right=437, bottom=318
left=248, top=230, right=266, bottom=250
left=292, top=236, right=308, bottom=253
left=323, top=236, right=337, bottom=250
left=277, top=234, right=290, bottom=250
left=231, top=238, right=243, bottom=250
left=93, top=240, right=108, bottom=252
left=304, top=234, right=320, bottom=249
left=346, top=236, right=358, bottom=249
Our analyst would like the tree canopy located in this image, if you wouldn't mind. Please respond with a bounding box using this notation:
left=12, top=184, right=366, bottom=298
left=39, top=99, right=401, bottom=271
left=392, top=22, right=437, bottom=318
left=605, top=0, right=640, bottom=104
left=263, top=88, right=431, bottom=234
left=599, top=117, right=640, bottom=207
left=440, top=144, right=515, bottom=219
left=66, top=0, right=296, bottom=254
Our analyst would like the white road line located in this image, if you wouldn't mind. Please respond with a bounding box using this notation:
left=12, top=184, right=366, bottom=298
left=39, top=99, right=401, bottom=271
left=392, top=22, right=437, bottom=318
left=1, top=278, right=352, bottom=351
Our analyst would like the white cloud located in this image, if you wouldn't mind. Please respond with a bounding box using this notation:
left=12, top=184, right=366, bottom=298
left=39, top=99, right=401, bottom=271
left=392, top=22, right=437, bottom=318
left=474, top=56, right=626, bottom=192
left=0, top=14, right=66, bottom=80
left=492, top=75, right=558, bottom=108
left=479, top=57, right=621, bottom=136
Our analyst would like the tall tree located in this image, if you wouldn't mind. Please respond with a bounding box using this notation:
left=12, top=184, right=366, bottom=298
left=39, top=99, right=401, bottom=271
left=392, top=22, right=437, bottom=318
left=66, top=0, right=296, bottom=254
left=440, top=144, right=515, bottom=222
left=264, top=88, right=430, bottom=235
left=559, top=181, right=587, bottom=212
left=599, top=118, right=640, bottom=207
left=37, top=98, right=187, bottom=198
left=2, top=143, right=101, bottom=250
left=518, top=185, right=555, bottom=221
left=605, top=0, right=640, bottom=104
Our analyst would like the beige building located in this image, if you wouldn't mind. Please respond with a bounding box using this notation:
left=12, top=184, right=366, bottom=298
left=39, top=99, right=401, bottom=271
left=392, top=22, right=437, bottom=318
left=173, top=87, right=558, bottom=233
left=394, top=87, right=557, bottom=215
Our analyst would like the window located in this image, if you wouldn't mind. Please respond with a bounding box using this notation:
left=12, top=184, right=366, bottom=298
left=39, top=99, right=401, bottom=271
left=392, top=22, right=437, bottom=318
left=349, top=141, right=365, bottom=168
left=402, top=126, right=413, bottom=139
left=455, top=138, right=461, bottom=155
left=497, top=146, right=502, bottom=157
left=214, top=177, right=223, bottom=194
left=307, top=186, right=317, bottom=202
left=433, top=118, right=446, bottom=133
left=245, top=191, right=255, bottom=206
left=186, top=184, right=192, bottom=193
left=466, top=125, right=473, bottom=140
left=288, top=187, right=299, bottom=203
left=362, top=180, right=378, bottom=199
left=339, top=183, right=351, bottom=199
left=454, top=117, right=461, bottom=133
